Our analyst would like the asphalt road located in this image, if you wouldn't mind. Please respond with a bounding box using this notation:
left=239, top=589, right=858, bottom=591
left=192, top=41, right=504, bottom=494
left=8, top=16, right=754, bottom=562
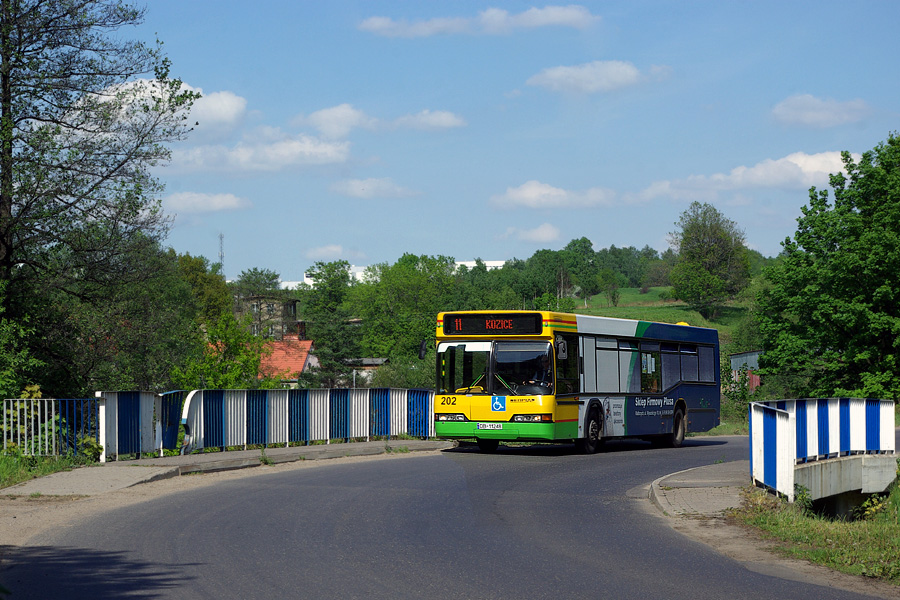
left=3, top=437, right=892, bottom=600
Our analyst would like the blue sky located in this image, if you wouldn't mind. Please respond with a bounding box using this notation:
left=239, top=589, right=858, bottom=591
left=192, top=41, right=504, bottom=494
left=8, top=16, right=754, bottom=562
left=140, top=1, right=899, bottom=282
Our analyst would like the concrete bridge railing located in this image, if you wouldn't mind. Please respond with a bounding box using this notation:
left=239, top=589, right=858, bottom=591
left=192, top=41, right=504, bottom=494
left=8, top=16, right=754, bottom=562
left=750, top=398, right=896, bottom=502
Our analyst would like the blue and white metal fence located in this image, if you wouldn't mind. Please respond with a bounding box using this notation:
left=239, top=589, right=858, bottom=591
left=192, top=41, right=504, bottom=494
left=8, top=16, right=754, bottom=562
left=95, top=390, right=187, bottom=462
left=1, top=397, right=101, bottom=456
left=2, top=389, right=435, bottom=462
left=180, top=388, right=434, bottom=453
left=750, top=398, right=896, bottom=501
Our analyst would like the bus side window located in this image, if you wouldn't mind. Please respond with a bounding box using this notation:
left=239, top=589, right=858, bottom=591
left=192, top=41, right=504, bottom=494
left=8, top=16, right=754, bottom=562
left=597, top=348, right=619, bottom=392
left=681, top=345, right=699, bottom=382
left=555, top=334, right=579, bottom=394
left=641, top=351, right=661, bottom=393
left=661, top=343, right=680, bottom=390
left=698, top=346, right=716, bottom=382
left=618, top=340, right=641, bottom=393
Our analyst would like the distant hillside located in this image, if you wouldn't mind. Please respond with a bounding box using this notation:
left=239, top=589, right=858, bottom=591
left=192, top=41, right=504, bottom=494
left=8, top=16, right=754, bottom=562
left=578, top=287, right=747, bottom=350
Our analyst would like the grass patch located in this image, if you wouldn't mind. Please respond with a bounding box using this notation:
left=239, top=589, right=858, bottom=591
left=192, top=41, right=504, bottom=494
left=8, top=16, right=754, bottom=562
left=578, top=287, right=750, bottom=342
left=0, top=453, right=94, bottom=490
left=732, top=461, right=900, bottom=584
left=703, top=419, right=749, bottom=436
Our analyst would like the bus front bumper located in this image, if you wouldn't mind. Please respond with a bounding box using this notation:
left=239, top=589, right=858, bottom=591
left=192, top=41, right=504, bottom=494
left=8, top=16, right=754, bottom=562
left=434, top=420, right=578, bottom=441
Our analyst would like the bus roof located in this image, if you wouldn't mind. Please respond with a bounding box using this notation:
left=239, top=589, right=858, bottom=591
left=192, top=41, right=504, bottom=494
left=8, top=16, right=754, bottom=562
left=437, top=310, right=718, bottom=345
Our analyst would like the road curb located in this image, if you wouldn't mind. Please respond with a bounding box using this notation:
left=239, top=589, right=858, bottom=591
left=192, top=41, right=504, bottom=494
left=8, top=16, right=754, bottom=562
left=649, top=465, right=699, bottom=517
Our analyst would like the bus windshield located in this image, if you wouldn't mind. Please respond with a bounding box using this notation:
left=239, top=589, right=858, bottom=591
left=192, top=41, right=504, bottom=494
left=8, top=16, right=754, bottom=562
left=437, top=341, right=553, bottom=395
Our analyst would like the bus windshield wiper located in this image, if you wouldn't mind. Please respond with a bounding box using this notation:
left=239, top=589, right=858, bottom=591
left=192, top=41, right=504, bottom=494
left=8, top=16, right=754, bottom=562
left=494, top=373, right=516, bottom=394
left=459, top=373, right=485, bottom=394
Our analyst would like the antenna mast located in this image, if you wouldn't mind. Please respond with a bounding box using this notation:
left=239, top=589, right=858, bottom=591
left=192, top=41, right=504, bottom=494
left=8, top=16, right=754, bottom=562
left=219, top=232, right=225, bottom=276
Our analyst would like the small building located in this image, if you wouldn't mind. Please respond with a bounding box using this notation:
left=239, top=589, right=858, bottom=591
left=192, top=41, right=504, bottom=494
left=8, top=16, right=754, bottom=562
left=259, top=339, right=317, bottom=387
left=729, top=350, right=763, bottom=392
left=233, top=294, right=302, bottom=340
left=346, top=357, right=389, bottom=386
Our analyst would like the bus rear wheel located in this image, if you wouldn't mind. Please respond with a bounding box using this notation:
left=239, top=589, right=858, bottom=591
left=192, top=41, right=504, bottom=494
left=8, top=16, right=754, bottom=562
left=576, top=407, right=602, bottom=454
left=668, top=408, right=685, bottom=448
left=476, top=438, right=499, bottom=453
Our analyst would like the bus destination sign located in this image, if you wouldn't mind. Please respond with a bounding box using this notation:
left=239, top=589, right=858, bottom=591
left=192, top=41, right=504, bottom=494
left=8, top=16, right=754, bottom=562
left=443, top=312, right=543, bottom=336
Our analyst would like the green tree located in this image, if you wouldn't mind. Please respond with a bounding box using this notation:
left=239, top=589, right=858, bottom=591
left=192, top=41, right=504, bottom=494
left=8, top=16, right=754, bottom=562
left=669, top=201, right=750, bottom=319
left=0, top=281, right=42, bottom=398
left=175, top=252, right=231, bottom=325
left=352, top=254, right=456, bottom=361
left=30, top=239, right=200, bottom=395
left=524, top=249, right=572, bottom=305
left=369, top=352, right=436, bottom=389
left=299, top=261, right=360, bottom=388
left=562, top=237, right=600, bottom=307
left=0, top=0, right=197, bottom=312
left=232, top=267, right=281, bottom=297
left=172, top=313, right=275, bottom=389
left=597, top=268, right=625, bottom=307
left=757, top=135, right=900, bottom=399
left=643, top=248, right=676, bottom=288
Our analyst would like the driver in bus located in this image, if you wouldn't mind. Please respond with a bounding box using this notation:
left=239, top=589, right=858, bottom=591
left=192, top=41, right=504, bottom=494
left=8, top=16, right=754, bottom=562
left=527, top=353, right=553, bottom=388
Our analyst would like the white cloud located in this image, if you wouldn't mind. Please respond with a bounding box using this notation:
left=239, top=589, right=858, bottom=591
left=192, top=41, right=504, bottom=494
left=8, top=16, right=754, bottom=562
left=331, top=177, right=418, bottom=199
left=772, top=94, right=869, bottom=128
left=637, top=151, right=854, bottom=202
left=359, top=15, right=469, bottom=38
left=304, top=103, right=378, bottom=139
left=359, top=5, right=598, bottom=37
left=526, top=60, right=644, bottom=94
left=503, top=223, right=561, bottom=243
left=478, top=6, right=598, bottom=33
left=305, top=245, right=346, bottom=260
left=492, top=180, right=616, bottom=208
left=296, top=104, right=465, bottom=138
left=163, top=192, right=251, bottom=214
left=183, top=86, right=247, bottom=140
left=304, top=245, right=367, bottom=261
left=392, top=109, right=466, bottom=130
left=171, top=133, right=350, bottom=173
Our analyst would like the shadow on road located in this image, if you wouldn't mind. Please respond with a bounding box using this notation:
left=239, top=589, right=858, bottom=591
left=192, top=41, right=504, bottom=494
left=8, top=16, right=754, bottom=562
left=444, top=437, right=730, bottom=457
left=0, top=545, right=196, bottom=600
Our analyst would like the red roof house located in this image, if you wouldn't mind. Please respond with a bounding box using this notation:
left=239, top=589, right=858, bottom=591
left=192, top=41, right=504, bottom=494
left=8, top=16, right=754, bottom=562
left=259, top=339, right=316, bottom=383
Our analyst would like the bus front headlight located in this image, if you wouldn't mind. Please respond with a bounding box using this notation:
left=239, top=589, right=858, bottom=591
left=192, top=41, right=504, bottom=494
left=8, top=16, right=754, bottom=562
left=512, top=414, right=552, bottom=423
left=436, top=414, right=467, bottom=422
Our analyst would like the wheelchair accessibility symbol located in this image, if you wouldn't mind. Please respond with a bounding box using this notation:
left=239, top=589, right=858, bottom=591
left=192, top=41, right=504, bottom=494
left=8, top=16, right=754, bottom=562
left=491, top=396, right=506, bottom=412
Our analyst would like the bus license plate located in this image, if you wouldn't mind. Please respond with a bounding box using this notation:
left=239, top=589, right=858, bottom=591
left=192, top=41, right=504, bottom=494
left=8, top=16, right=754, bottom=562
left=477, top=423, right=503, bottom=430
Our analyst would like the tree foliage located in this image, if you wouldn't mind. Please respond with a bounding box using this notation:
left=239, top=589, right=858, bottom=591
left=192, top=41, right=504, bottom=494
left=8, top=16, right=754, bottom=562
left=669, top=201, right=749, bottom=318
left=29, top=240, right=200, bottom=396
left=171, top=313, right=275, bottom=390
left=757, top=134, right=900, bottom=399
left=298, top=260, right=360, bottom=388
left=232, top=267, right=281, bottom=298
left=176, top=252, right=230, bottom=325
left=352, top=254, right=456, bottom=359
left=0, top=1, right=201, bottom=396
left=0, top=281, right=42, bottom=398
left=0, top=0, right=198, bottom=306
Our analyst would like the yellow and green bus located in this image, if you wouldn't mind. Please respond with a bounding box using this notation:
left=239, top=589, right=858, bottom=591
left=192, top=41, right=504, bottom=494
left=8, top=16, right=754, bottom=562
left=433, top=311, right=720, bottom=453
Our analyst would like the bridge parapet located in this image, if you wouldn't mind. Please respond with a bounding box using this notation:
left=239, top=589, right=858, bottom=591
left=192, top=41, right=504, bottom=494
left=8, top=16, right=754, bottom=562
left=750, top=398, right=896, bottom=502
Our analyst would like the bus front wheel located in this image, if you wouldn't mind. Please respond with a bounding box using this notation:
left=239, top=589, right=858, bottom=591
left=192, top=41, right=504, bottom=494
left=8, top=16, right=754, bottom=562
left=476, top=438, right=499, bottom=453
left=576, top=407, right=602, bottom=454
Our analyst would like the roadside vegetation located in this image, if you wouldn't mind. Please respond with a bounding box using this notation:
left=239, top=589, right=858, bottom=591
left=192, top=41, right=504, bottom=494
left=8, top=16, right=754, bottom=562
left=0, top=452, right=94, bottom=490
left=731, top=459, right=900, bottom=584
